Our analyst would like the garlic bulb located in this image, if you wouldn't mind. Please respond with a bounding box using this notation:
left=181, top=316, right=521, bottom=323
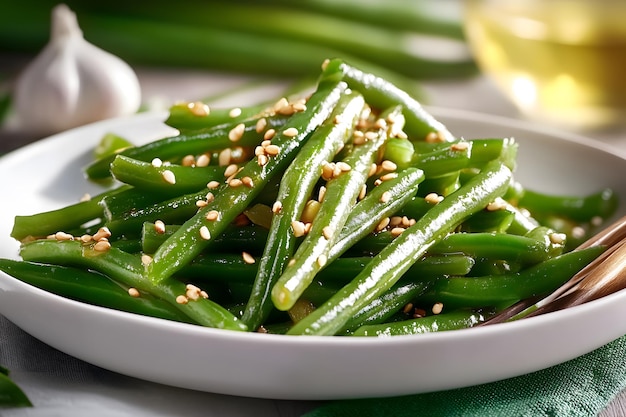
left=14, top=4, right=141, bottom=134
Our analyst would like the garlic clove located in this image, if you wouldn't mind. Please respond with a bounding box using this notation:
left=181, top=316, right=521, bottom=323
left=13, top=4, right=142, bottom=135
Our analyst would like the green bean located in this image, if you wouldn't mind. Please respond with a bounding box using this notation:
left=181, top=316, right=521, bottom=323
left=381, top=137, right=414, bottom=169
left=418, top=246, right=605, bottom=309
left=165, top=101, right=270, bottom=131
left=352, top=309, right=489, bottom=337
left=341, top=281, right=432, bottom=335
left=271, top=106, right=399, bottom=311
left=104, top=189, right=209, bottom=238
left=0, top=367, right=31, bottom=408
left=141, top=223, right=269, bottom=255
left=288, top=158, right=513, bottom=335
left=329, top=167, right=425, bottom=260
left=241, top=91, right=366, bottom=329
left=110, top=155, right=226, bottom=195
left=0, top=259, right=193, bottom=323
left=180, top=254, right=475, bottom=290
left=519, top=188, right=619, bottom=224
left=459, top=208, right=515, bottom=233
left=320, top=58, right=456, bottom=141
left=19, top=240, right=247, bottom=331
left=146, top=79, right=347, bottom=284
left=11, top=185, right=131, bottom=241
left=85, top=114, right=290, bottom=180
left=428, top=232, right=555, bottom=266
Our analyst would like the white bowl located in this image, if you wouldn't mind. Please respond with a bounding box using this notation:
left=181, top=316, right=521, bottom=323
left=0, top=109, right=624, bottom=400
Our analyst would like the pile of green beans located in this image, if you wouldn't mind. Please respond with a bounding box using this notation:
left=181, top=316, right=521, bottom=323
left=1, top=59, right=619, bottom=337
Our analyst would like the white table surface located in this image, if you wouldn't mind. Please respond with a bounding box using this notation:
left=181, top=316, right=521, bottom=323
left=1, top=61, right=626, bottom=416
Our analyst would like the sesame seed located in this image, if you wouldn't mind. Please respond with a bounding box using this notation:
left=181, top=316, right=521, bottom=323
left=228, top=178, right=243, bottom=187
left=242, top=251, right=255, bottom=264
left=263, top=128, right=276, bottom=141
left=224, top=164, right=239, bottom=178
left=336, top=161, right=351, bottom=172
left=176, top=295, right=189, bottom=304
left=228, top=123, right=246, bottom=142
left=264, top=144, right=280, bottom=156
left=425, top=193, right=444, bottom=204
left=273, top=97, right=290, bottom=113
left=283, top=127, right=299, bottom=138
left=218, top=148, right=232, bottom=166
left=432, top=302, right=444, bottom=315
left=181, top=155, right=195, bottom=167
left=549, top=232, right=567, bottom=245
left=151, top=158, right=163, bottom=168
left=128, top=287, right=140, bottom=297
left=92, top=227, right=111, bottom=241
left=317, top=254, right=327, bottom=267
left=403, top=303, right=414, bottom=314
left=255, top=118, right=268, bottom=133
left=359, top=184, right=367, bottom=200
left=205, top=192, right=215, bottom=203
left=207, top=181, right=220, bottom=189
left=196, top=200, right=208, bottom=208
left=200, top=290, right=209, bottom=299
left=368, top=163, right=378, bottom=177
left=381, top=160, right=397, bottom=171
left=229, top=107, right=242, bottom=118
left=321, top=162, right=335, bottom=181
left=79, top=193, right=91, bottom=202
left=55, top=231, right=74, bottom=241
left=205, top=210, right=220, bottom=221
left=380, top=172, right=398, bottom=182
left=374, top=118, right=387, bottom=129
left=288, top=258, right=296, bottom=267
left=425, top=131, right=445, bottom=143
left=451, top=142, right=469, bottom=152
left=196, top=154, right=210, bottom=167
left=80, top=234, right=92, bottom=243
left=292, top=102, right=307, bottom=112
left=257, top=154, right=269, bottom=166
left=389, top=216, right=403, bottom=227
left=141, top=254, right=153, bottom=265
left=199, top=226, right=211, bottom=240
left=390, top=227, right=405, bottom=237
left=162, top=170, right=176, bottom=184
left=321, top=58, right=330, bottom=70
left=188, top=101, right=210, bottom=117
left=186, top=284, right=202, bottom=301
left=380, top=191, right=392, bottom=203
left=272, top=201, right=283, bottom=214
left=322, top=226, right=334, bottom=240
left=291, top=221, right=306, bottom=237
left=318, top=186, right=327, bottom=202
left=242, top=176, right=254, bottom=187
left=353, top=131, right=366, bottom=145
left=94, top=240, right=111, bottom=252
left=376, top=217, right=390, bottom=232
left=486, top=197, right=507, bottom=211
left=365, top=131, right=378, bottom=141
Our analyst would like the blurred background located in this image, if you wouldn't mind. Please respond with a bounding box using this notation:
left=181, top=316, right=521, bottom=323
left=1, top=0, right=625, bottom=150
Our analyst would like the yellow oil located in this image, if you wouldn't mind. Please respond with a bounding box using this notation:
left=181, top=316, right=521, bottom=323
left=464, top=0, right=626, bottom=128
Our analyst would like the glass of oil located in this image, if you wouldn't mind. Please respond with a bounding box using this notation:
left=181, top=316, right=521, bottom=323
left=463, top=0, right=626, bottom=129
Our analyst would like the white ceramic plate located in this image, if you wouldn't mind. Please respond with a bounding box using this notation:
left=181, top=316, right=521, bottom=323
left=1, top=109, right=625, bottom=401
